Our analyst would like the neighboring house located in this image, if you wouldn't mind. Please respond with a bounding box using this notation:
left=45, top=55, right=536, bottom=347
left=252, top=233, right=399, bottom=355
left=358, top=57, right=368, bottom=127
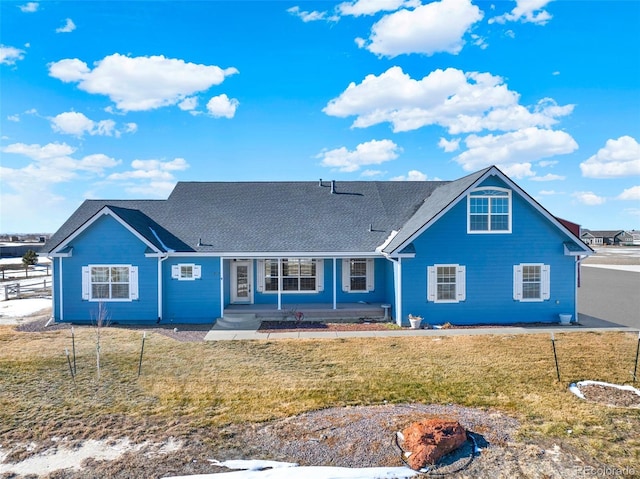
left=619, top=230, right=640, bottom=246
left=44, top=166, right=592, bottom=327
left=581, top=230, right=625, bottom=246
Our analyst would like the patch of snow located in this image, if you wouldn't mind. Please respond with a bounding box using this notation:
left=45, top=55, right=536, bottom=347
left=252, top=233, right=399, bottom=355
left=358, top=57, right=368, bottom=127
left=209, top=460, right=299, bottom=471
left=0, top=437, right=183, bottom=476
left=569, top=383, right=585, bottom=399
left=165, top=461, right=420, bottom=479
left=0, top=297, right=52, bottom=324
left=0, top=439, right=135, bottom=476
left=582, top=264, right=640, bottom=272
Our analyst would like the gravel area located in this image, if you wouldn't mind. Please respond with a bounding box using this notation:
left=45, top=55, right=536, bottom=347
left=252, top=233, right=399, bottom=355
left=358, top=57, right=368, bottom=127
left=219, top=404, right=596, bottom=478
left=577, top=384, right=640, bottom=408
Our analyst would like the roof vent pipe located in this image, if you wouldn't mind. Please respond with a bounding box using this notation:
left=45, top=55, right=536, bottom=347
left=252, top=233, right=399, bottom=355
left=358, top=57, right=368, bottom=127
left=331, top=180, right=336, bottom=194
left=319, top=178, right=323, bottom=187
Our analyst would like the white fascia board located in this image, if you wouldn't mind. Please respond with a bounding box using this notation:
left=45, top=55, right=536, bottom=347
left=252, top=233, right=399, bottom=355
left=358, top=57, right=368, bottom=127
left=162, top=251, right=384, bottom=258
left=48, top=247, right=73, bottom=258
left=389, top=166, right=592, bottom=256
left=52, top=206, right=162, bottom=255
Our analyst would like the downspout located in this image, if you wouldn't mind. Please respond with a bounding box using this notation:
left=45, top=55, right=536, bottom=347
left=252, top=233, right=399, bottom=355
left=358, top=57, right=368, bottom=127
left=158, top=254, right=169, bottom=322
left=574, top=255, right=587, bottom=323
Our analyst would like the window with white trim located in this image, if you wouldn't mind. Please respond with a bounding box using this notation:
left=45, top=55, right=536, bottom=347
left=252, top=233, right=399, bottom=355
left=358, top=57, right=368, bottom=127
left=427, top=265, right=466, bottom=303
left=257, top=258, right=324, bottom=293
left=342, top=258, right=375, bottom=292
left=171, top=263, right=202, bottom=281
left=468, top=187, right=511, bottom=233
left=82, top=265, right=138, bottom=301
left=513, top=264, right=550, bottom=301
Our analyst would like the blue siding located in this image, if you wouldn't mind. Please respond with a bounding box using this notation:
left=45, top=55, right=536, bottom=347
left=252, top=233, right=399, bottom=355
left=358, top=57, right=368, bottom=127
left=163, top=257, right=221, bottom=324
left=56, top=214, right=158, bottom=323
left=401, top=178, right=577, bottom=326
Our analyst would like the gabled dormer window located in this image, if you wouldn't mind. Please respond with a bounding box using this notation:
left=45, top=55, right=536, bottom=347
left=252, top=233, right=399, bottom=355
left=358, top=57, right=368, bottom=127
left=467, top=187, right=512, bottom=233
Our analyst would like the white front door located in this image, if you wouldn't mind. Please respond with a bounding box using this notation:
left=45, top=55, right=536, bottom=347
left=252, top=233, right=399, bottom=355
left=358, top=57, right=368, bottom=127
left=231, top=260, right=253, bottom=303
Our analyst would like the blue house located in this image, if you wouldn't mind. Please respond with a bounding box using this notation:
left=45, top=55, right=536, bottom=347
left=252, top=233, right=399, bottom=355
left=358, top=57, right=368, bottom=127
left=44, top=166, right=592, bottom=327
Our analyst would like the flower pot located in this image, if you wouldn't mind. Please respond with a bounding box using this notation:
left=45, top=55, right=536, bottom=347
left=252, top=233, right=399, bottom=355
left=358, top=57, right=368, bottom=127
left=409, top=317, right=422, bottom=329
left=559, top=314, right=572, bottom=325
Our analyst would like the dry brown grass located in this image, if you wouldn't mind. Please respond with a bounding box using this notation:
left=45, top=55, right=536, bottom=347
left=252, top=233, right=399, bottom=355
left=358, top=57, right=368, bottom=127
left=0, top=325, right=638, bottom=472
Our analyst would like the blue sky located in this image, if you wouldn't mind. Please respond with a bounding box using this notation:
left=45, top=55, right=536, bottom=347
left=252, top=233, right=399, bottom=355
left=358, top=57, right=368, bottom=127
left=1, top=0, right=639, bottom=234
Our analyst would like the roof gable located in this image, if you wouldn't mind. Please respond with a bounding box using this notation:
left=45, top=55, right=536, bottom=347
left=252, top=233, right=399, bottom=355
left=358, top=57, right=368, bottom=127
left=383, top=166, right=592, bottom=256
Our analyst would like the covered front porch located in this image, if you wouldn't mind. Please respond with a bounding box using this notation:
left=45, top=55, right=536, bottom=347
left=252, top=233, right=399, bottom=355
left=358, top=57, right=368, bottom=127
left=223, top=302, right=392, bottom=322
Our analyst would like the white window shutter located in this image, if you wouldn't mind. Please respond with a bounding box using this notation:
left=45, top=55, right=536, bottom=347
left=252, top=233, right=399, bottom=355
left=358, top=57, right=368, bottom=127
left=342, top=259, right=350, bottom=292
left=130, top=266, right=139, bottom=300
left=427, top=266, right=436, bottom=302
left=82, top=266, right=90, bottom=300
left=193, top=264, right=202, bottom=279
left=541, top=264, right=551, bottom=300
left=513, top=265, right=523, bottom=300
left=256, top=260, right=265, bottom=292
left=316, top=259, right=324, bottom=291
left=456, top=265, right=466, bottom=301
left=171, top=264, right=179, bottom=279
left=366, top=259, right=375, bottom=291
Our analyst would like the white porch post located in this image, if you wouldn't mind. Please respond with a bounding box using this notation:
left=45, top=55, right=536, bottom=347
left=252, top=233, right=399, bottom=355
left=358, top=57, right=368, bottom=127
left=394, top=258, right=403, bottom=326
left=332, top=257, right=337, bottom=310
left=277, top=257, right=282, bottom=310
left=220, top=257, right=225, bottom=318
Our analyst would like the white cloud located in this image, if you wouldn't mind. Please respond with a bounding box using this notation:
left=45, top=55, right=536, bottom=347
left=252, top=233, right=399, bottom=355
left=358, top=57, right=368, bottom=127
left=573, top=191, right=606, bottom=206
left=317, top=139, right=401, bottom=172
left=618, top=186, right=640, bottom=201
left=48, top=54, right=239, bottom=112
left=337, top=0, right=420, bottom=17
left=490, top=0, right=553, bottom=25
left=538, top=160, right=558, bottom=167
left=286, top=6, right=331, bottom=22
left=324, top=67, right=573, bottom=134
left=124, top=122, right=138, bottom=133
left=1, top=142, right=120, bottom=186
left=390, top=169, right=428, bottom=181
left=360, top=169, right=385, bottom=177
left=18, top=2, right=38, bottom=13
left=453, top=127, right=578, bottom=177
left=107, top=158, right=189, bottom=197
left=206, top=94, right=239, bottom=118
left=178, top=97, right=198, bottom=111
left=580, top=136, right=640, bottom=178
left=50, top=111, right=137, bottom=137
left=538, top=190, right=561, bottom=196
left=438, top=137, right=460, bottom=152
left=529, top=173, right=565, bottom=181
left=363, top=0, right=483, bottom=57
left=8, top=114, right=20, bottom=122
left=56, top=18, right=76, bottom=33
left=0, top=45, right=25, bottom=65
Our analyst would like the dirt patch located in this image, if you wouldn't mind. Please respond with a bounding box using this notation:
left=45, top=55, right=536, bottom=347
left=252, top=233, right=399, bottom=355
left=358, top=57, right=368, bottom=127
left=574, top=382, right=640, bottom=408
left=0, top=404, right=600, bottom=478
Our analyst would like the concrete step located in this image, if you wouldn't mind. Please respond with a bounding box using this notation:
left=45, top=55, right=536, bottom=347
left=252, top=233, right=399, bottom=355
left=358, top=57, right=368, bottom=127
left=212, top=313, right=260, bottom=331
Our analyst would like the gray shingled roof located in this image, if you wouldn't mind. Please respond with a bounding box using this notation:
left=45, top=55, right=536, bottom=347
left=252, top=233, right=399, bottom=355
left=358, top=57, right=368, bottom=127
left=45, top=180, right=452, bottom=254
